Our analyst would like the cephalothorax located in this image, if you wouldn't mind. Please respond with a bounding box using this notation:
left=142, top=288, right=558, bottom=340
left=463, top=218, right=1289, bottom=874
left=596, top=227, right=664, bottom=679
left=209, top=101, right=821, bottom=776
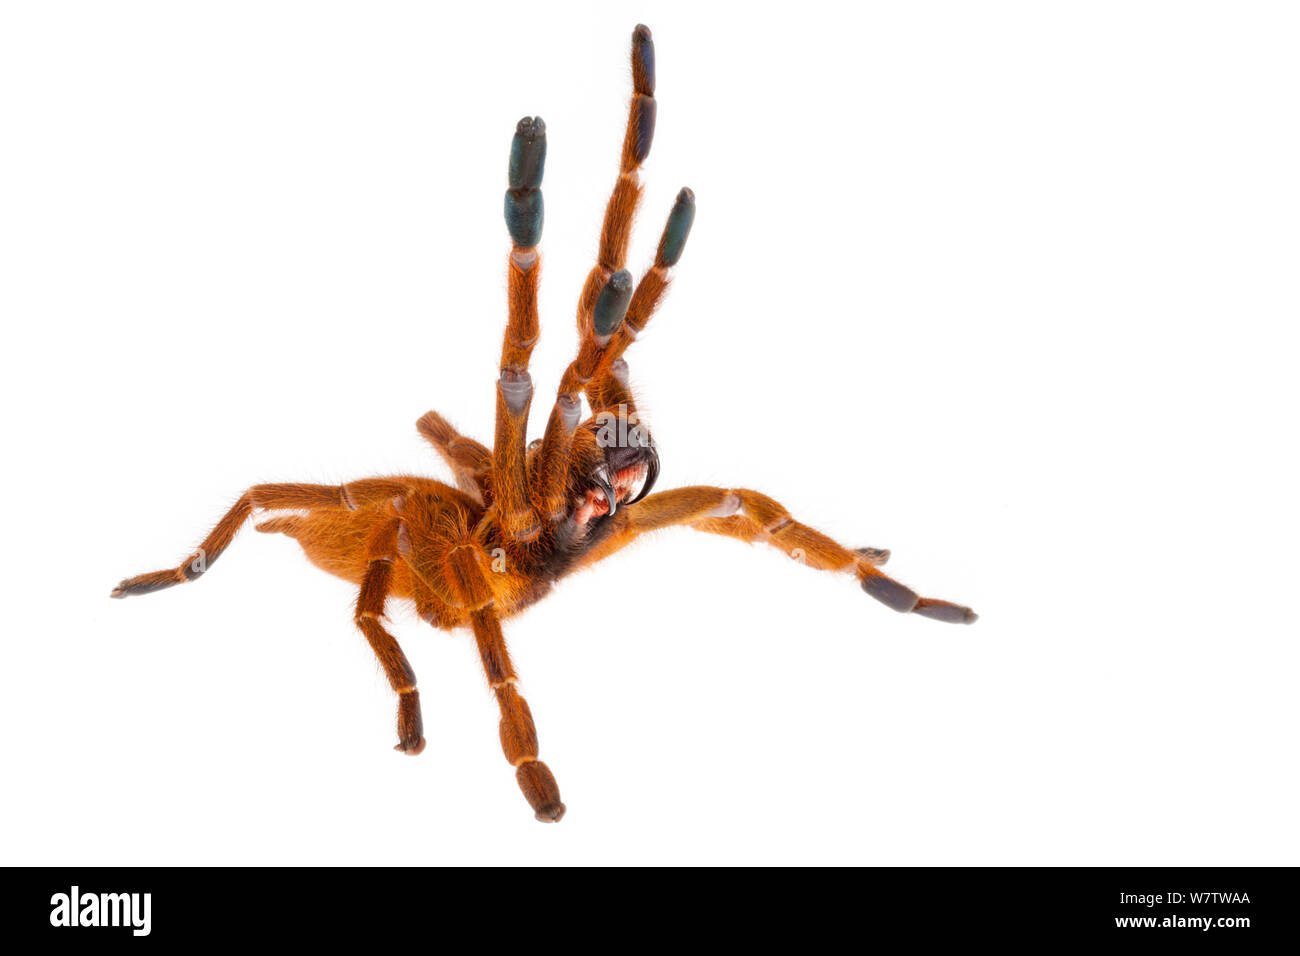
left=112, top=25, right=976, bottom=822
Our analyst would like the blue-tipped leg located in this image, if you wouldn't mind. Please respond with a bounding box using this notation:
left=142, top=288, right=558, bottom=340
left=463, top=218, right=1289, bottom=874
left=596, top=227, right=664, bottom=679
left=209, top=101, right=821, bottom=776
left=632, top=24, right=655, bottom=96
left=504, top=189, right=543, bottom=247
left=508, top=116, right=546, bottom=190
left=659, top=187, right=695, bottom=267
left=630, top=95, right=656, bottom=166
left=860, top=574, right=919, bottom=613
left=505, top=116, right=546, bottom=247
left=593, top=269, right=634, bottom=337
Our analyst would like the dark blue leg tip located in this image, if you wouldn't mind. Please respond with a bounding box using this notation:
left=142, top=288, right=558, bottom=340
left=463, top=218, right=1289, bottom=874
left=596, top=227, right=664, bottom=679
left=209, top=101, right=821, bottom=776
left=509, top=116, right=547, bottom=190
left=593, top=269, right=634, bottom=336
left=660, top=188, right=695, bottom=267
left=913, top=600, right=978, bottom=624
left=633, top=25, right=655, bottom=96
left=516, top=115, right=546, bottom=137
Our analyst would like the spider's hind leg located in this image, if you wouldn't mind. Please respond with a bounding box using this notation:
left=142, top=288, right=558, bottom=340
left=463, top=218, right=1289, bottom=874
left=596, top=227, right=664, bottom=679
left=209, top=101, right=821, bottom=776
left=110, top=492, right=253, bottom=597
left=355, top=518, right=426, bottom=755
left=110, top=480, right=414, bottom=598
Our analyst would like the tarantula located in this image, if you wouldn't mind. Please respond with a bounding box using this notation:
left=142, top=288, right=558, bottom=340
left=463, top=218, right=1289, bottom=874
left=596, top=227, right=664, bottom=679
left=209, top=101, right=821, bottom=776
left=112, top=25, right=976, bottom=823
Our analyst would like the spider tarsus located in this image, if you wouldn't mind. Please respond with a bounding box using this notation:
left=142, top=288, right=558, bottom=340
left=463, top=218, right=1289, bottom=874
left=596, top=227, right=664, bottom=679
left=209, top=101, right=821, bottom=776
left=508, top=116, right=546, bottom=190
left=394, top=737, right=427, bottom=756
left=632, top=24, right=655, bottom=96
left=516, top=760, right=566, bottom=823
left=535, top=802, right=567, bottom=823
left=913, top=599, right=978, bottom=625
left=110, top=572, right=182, bottom=599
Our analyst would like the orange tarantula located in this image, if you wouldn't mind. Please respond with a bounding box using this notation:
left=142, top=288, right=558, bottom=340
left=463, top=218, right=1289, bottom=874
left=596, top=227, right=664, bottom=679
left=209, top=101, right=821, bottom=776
left=112, top=25, right=976, bottom=823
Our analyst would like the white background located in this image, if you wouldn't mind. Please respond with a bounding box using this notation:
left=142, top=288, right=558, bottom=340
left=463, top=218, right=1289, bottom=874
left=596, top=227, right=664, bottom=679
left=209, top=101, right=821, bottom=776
left=3, top=2, right=1297, bottom=866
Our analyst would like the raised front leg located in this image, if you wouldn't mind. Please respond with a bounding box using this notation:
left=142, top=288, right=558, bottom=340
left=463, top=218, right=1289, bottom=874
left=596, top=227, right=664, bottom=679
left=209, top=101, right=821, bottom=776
left=531, top=25, right=694, bottom=517
left=573, top=24, right=658, bottom=334
left=587, top=186, right=696, bottom=417
left=494, top=115, right=548, bottom=543
left=584, top=485, right=977, bottom=624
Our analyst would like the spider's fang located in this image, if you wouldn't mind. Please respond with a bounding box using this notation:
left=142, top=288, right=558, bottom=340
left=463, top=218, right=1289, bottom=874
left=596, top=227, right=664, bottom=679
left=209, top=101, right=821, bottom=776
left=627, top=445, right=659, bottom=505
left=593, top=269, right=635, bottom=339
left=659, top=187, right=696, bottom=267
left=591, top=465, right=618, bottom=517
left=632, top=24, right=655, bottom=96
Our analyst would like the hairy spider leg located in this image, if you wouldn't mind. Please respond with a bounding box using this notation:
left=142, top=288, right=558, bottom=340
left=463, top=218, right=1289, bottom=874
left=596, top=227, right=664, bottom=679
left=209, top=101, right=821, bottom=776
left=416, top=409, right=492, bottom=505
left=495, top=115, right=548, bottom=545
left=530, top=24, right=658, bottom=518
left=586, top=486, right=977, bottom=624
left=587, top=186, right=695, bottom=417
left=467, top=609, right=565, bottom=821
left=532, top=26, right=693, bottom=517
left=355, top=517, right=426, bottom=754
left=606, top=183, right=695, bottom=365
left=574, top=23, right=657, bottom=336
left=110, top=480, right=417, bottom=598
